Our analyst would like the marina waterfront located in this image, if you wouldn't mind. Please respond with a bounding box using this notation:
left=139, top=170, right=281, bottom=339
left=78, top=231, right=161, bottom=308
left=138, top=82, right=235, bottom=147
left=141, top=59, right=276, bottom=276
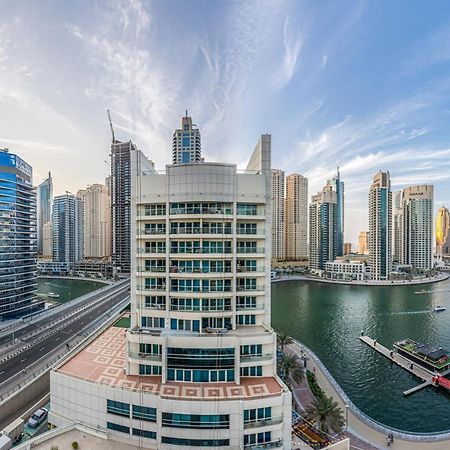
left=272, top=278, right=450, bottom=433
left=37, top=277, right=104, bottom=304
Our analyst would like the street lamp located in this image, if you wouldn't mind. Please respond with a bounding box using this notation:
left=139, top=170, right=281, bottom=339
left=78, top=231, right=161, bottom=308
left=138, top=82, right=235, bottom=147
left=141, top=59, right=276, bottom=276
left=345, top=404, right=349, bottom=431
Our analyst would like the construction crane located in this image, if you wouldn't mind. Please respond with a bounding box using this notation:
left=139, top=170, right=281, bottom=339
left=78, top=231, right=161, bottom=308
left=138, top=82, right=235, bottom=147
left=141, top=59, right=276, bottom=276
left=107, top=109, right=117, bottom=144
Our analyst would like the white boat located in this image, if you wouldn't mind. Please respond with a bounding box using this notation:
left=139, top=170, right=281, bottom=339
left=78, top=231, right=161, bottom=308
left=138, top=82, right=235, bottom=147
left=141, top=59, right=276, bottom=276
left=433, top=306, right=446, bottom=312
left=48, top=292, right=60, bottom=298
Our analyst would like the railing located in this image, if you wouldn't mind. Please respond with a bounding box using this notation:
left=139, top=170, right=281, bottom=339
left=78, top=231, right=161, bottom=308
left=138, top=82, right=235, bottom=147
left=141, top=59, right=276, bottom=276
left=169, top=267, right=232, bottom=274
left=236, top=248, right=265, bottom=254
left=141, top=229, right=166, bottom=235
left=170, top=287, right=232, bottom=293
left=244, top=439, right=283, bottom=449
left=237, top=229, right=265, bottom=235
left=244, top=415, right=283, bottom=428
left=236, top=286, right=263, bottom=292
left=170, top=227, right=233, bottom=235
left=138, top=248, right=166, bottom=254
left=170, top=248, right=232, bottom=254
left=240, top=353, right=273, bottom=363
left=128, top=351, right=162, bottom=362
left=140, top=267, right=166, bottom=273
left=170, top=208, right=233, bottom=215
left=140, top=285, right=166, bottom=291
left=292, top=338, right=450, bottom=442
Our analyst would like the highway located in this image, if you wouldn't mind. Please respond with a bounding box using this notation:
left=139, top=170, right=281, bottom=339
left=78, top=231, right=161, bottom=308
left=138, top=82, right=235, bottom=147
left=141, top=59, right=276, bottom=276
left=0, top=279, right=128, bottom=348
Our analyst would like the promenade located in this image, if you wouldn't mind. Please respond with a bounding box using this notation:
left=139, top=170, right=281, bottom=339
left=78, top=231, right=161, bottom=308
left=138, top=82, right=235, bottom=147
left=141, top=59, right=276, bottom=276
left=288, top=340, right=450, bottom=450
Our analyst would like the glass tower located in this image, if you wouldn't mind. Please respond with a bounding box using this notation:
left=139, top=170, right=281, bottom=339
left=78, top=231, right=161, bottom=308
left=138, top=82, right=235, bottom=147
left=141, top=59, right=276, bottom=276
left=328, top=168, right=344, bottom=257
left=0, top=149, right=41, bottom=319
left=36, top=172, right=53, bottom=255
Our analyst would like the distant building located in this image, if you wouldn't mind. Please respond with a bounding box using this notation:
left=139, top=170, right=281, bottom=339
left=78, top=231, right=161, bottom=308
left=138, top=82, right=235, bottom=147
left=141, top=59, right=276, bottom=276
left=369, top=171, right=392, bottom=280
left=343, top=242, right=352, bottom=255
left=285, top=173, right=308, bottom=259
left=358, top=231, right=369, bottom=255
left=393, top=191, right=403, bottom=263
left=36, top=172, right=53, bottom=255
left=77, top=184, right=111, bottom=259
left=309, top=183, right=337, bottom=272
left=52, top=194, right=84, bottom=263
left=172, top=112, right=202, bottom=164
left=325, top=260, right=366, bottom=281
left=42, top=221, right=53, bottom=258
left=271, top=169, right=285, bottom=260
left=111, top=140, right=153, bottom=273
left=0, top=149, right=41, bottom=318
left=436, top=205, right=450, bottom=255
left=401, top=185, right=433, bottom=270
left=327, top=168, right=344, bottom=256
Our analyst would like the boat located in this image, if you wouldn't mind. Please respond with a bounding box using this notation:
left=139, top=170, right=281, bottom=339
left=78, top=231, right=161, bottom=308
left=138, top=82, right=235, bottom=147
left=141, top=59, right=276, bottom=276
left=434, top=306, right=446, bottom=312
left=48, top=292, right=60, bottom=298
left=414, top=289, right=429, bottom=295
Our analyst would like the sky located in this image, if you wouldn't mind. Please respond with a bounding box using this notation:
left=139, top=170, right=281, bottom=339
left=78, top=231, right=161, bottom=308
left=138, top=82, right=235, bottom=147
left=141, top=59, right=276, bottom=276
left=1, top=0, right=450, bottom=243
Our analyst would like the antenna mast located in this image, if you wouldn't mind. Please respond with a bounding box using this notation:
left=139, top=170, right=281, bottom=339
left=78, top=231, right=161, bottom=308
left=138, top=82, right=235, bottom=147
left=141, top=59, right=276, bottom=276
left=107, top=109, right=116, bottom=144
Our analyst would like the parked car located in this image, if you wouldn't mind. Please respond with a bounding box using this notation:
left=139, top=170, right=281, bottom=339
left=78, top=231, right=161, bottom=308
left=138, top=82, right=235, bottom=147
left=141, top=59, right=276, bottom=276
left=27, top=408, right=48, bottom=428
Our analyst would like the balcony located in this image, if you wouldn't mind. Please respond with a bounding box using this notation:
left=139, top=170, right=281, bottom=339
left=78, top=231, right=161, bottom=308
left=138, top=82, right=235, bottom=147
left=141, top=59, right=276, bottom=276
left=244, top=439, right=283, bottom=449
left=170, top=227, right=232, bottom=235
left=236, top=248, right=265, bottom=254
left=240, top=353, right=273, bottom=363
left=129, top=351, right=162, bottom=362
left=140, top=267, right=166, bottom=273
left=170, top=207, right=233, bottom=215
left=244, top=416, right=283, bottom=429
left=170, top=248, right=232, bottom=255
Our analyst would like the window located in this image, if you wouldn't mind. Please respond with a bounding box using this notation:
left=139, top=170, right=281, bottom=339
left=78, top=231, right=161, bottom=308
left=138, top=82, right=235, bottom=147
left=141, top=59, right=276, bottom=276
left=167, top=368, right=235, bottom=383
left=141, top=316, right=165, bottom=328
left=202, top=316, right=231, bottom=330
left=161, top=437, right=230, bottom=447
left=240, top=366, right=262, bottom=377
left=237, top=314, right=256, bottom=325
left=144, top=223, right=165, bottom=234
left=237, top=241, right=258, bottom=253
left=144, top=277, right=165, bottom=290
left=237, top=204, right=258, bottom=215
left=107, top=400, right=129, bottom=417
left=144, top=204, right=166, bottom=216
left=237, top=259, right=257, bottom=272
left=144, top=296, right=166, bottom=309
left=139, top=364, right=162, bottom=375
left=144, top=259, right=165, bottom=272
left=244, top=407, right=272, bottom=424
left=236, top=296, right=257, bottom=309
left=170, top=318, right=200, bottom=331
left=162, top=413, right=229, bottom=429
left=132, top=428, right=156, bottom=439
left=237, top=223, right=257, bottom=234
left=237, top=278, right=257, bottom=291
left=244, top=432, right=272, bottom=446
left=139, top=343, right=162, bottom=356
left=241, top=344, right=262, bottom=356
left=132, top=405, right=157, bottom=422
left=107, top=422, right=129, bottom=434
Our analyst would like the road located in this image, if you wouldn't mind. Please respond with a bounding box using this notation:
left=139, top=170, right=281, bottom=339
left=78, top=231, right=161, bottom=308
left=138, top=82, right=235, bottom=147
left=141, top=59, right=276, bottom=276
left=0, top=279, right=129, bottom=348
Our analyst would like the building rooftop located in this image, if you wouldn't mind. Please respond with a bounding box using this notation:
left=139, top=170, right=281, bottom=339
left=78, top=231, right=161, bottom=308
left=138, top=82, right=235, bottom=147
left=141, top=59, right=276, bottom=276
left=57, top=321, right=284, bottom=401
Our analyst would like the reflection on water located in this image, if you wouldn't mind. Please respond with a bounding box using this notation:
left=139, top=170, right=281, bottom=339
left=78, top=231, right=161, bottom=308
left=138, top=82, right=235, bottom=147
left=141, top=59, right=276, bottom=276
left=37, top=278, right=104, bottom=304
left=271, top=279, right=450, bottom=433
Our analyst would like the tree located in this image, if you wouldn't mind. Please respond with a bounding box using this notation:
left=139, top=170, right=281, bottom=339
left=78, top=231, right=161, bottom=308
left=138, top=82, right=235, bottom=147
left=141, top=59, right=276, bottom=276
left=277, top=332, right=293, bottom=353
left=278, top=353, right=304, bottom=389
left=305, top=395, right=345, bottom=435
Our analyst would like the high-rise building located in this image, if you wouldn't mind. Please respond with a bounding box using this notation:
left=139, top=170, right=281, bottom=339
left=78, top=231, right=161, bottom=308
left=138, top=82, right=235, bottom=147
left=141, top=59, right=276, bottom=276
left=77, top=184, right=111, bottom=259
left=327, top=168, right=344, bottom=256
left=401, top=185, right=433, bottom=270
left=111, top=140, right=153, bottom=274
left=271, top=169, right=285, bottom=260
left=343, top=242, right=352, bottom=255
left=52, top=194, right=84, bottom=263
left=358, top=231, right=369, bottom=255
left=42, top=222, right=53, bottom=258
left=369, top=171, right=392, bottom=280
left=172, top=112, right=202, bottom=164
left=393, top=191, right=403, bottom=263
left=49, top=134, right=291, bottom=449
left=285, top=173, right=308, bottom=260
left=36, top=172, right=53, bottom=255
left=436, top=205, right=450, bottom=255
left=309, top=183, right=338, bottom=271
left=0, top=149, right=41, bottom=318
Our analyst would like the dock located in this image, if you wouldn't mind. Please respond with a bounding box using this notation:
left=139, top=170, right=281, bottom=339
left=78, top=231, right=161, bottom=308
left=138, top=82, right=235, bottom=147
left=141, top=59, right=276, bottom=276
left=359, top=336, right=436, bottom=396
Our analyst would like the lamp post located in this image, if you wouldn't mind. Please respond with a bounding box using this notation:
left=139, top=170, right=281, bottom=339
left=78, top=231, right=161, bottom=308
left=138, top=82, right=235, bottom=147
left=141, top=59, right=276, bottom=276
left=345, top=404, right=349, bottom=431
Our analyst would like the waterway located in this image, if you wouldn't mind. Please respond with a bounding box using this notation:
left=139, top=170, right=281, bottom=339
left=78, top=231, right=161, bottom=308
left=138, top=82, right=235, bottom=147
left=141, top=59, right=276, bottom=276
left=271, top=278, right=450, bottom=433
left=37, top=277, right=104, bottom=304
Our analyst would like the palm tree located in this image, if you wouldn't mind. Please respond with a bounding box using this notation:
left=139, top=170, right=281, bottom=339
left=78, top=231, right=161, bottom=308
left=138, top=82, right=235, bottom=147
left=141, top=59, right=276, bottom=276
left=277, top=332, right=293, bottom=353
left=278, top=353, right=304, bottom=389
left=305, top=395, right=345, bottom=435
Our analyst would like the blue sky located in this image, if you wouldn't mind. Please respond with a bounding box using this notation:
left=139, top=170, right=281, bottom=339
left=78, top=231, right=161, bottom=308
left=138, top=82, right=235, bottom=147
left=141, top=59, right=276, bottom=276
left=1, top=0, right=450, bottom=243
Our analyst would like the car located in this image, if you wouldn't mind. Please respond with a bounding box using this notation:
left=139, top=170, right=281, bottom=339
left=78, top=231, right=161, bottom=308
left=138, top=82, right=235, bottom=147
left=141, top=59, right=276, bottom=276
left=27, top=408, right=48, bottom=428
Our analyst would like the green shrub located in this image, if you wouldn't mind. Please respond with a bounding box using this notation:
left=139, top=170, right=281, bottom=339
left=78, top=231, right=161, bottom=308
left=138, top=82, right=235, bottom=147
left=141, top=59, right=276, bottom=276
left=306, top=370, right=325, bottom=400
left=71, top=442, right=79, bottom=449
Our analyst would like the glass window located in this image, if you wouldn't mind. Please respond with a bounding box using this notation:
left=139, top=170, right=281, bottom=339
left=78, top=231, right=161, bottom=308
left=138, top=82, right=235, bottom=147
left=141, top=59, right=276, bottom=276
left=107, top=422, right=129, bottom=434
left=132, top=428, right=156, bottom=439
left=107, top=399, right=130, bottom=417
left=132, top=405, right=157, bottom=422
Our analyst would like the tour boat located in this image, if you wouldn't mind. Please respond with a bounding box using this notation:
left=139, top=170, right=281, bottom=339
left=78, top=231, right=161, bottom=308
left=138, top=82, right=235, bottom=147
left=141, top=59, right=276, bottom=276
left=433, top=306, right=446, bottom=312
left=48, top=292, right=60, bottom=298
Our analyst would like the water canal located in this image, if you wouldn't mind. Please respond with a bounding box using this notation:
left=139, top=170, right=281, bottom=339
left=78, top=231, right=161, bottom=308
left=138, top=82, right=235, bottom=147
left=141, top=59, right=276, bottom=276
left=37, top=277, right=105, bottom=304
left=271, top=278, right=450, bottom=433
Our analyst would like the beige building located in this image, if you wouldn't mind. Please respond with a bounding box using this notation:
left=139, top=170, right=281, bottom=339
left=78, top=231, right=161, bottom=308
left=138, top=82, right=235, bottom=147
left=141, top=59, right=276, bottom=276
left=285, top=173, right=308, bottom=260
left=358, top=231, right=369, bottom=255
left=271, top=169, right=285, bottom=260
left=42, top=222, right=53, bottom=258
left=436, top=205, right=450, bottom=255
left=393, top=191, right=403, bottom=263
left=343, top=243, right=352, bottom=255
left=77, top=184, right=111, bottom=259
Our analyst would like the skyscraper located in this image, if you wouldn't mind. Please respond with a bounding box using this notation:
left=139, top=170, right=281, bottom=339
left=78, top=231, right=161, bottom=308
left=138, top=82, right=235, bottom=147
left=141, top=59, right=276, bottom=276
left=52, top=194, right=84, bottom=263
left=50, top=134, right=291, bottom=449
left=77, top=184, right=111, bottom=259
left=111, top=140, right=153, bottom=273
left=358, top=231, right=369, bottom=255
left=436, top=205, right=450, bottom=255
left=172, top=112, right=202, bottom=164
left=401, top=185, right=433, bottom=270
left=327, top=168, right=344, bottom=256
left=285, top=173, right=308, bottom=260
left=271, top=169, right=285, bottom=260
left=369, top=171, right=392, bottom=280
left=393, top=191, right=403, bottom=263
left=0, top=149, right=41, bottom=318
left=309, top=183, right=338, bottom=272
left=36, top=172, right=53, bottom=255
